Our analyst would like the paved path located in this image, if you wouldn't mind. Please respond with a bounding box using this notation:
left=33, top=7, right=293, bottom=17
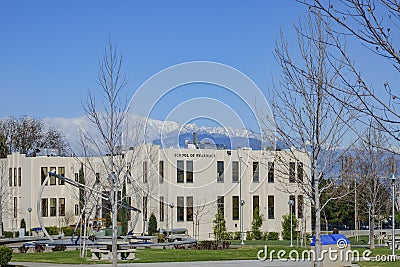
left=10, top=260, right=361, bottom=267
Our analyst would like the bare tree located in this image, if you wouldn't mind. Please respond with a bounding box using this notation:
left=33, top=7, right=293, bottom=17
left=0, top=159, right=11, bottom=237
left=80, top=38, right=141, bottom=266
left=271, top=12, right=357, bottom=267
left=301, top=0, right=400, bottom=144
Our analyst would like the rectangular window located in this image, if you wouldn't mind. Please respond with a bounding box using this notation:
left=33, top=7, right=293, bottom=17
left=232, top=161, right=239, bottom=183
left=289, top=162, right=296, bottom=183
left=289, top=195, right=296, bottom=215
left=127, top=165, right=132, bottom=183
left=186, top=161, right=193, bottom=183
left=13, top=197, right=17, bottom=218
left=95, top=172, right=100, bottom=184
left=217, top=196, right=224, bottom=217
left=59, top=198, right=65, bottom=216
left=217, top=161, right=224, bottom=182
left=18, top=167, right=21, bottom=186
left=58, top=167, right=65, bottom=185
left=253, top=162, right=259, bottom=183
left=42, top=199, right=48, bottom=217
left=126, top=197, right=132, bottom=220
left=9, top=168, right=12, bottom=186
left=50, top=167, right=56, bottom=185
left=177, top=196, right=184, bottom=221
left=298, top=195, right=304, bottom=219
left=74, top=204, right=79, bottom=216
left=268, top=196, right=274, bottom=219
left=177, top=160, right=184, bottom=183
left=75, top=173, right=79, bottom=182
left=232, top=196, right=239, bottom=220
left=253, top=195, right=259, bottom=217
left=143, top=161, right=148, bottom=183
left=268, top=162, right=274, bottom=183
left=50, top=198, right=57, bottom=217
left=159, top=161, right=164, bottom=183
left=186, top=196, right=193, bottom=221
left=143, top=196, right=148, bottom=221
left=41, top=167, right=48, bottom=186
left=297, top=162, right=303, bottom=182
left=13, top=167, right=17, bottom=186
left=159, top=196, right=164, bottom=222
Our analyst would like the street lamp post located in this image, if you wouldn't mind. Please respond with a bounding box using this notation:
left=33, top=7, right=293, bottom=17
left=240, top=199, right=245, bottom=245
left=169, top=203, right=174, bottom=233
left=238, top=153, right=245, bottom=246
left=367, top=203, right=372, bottom=245
left=27, top=208, right=32, bottom=237
left=391, top=174, right=397, bottom=257
left=289, top=200, right=294, bottom=247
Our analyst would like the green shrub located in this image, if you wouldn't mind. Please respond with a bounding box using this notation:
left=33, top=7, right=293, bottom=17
left=156, top=233, right=165, bottom=243
left=246, top=231, right=253, bottom=240
left=267, top=232, right=279, bottom=240
left=281, top=214, right=298, bottom=240
left=148, top=213, right=157, bottom=236
left=20, top=218, right=26, bottom=230
left=3, top=231, right=18, bottom=238
left=234, top=231, right=241, bottom=240
left=62, top=226, right=74, bottom=236
left=0, top=246, right=12, bottom=266
left=223, top=232, right=233, bottom=240
left=45, top=226, right=59, bottom=235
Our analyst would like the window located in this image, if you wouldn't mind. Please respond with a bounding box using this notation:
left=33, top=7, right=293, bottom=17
left=13, top=197, right=17, bottom=218
left=59, top=198, right=65, bottom=216
left=253, top=195, right=259, bottom=217
left=143, top=161, right=148, bottom=183
left=217, top=161, right=224, bottom=182
left=75, top=173, right=79, bottom=182
left=9, top=168, right=12, bottom=186
left=126, top=197, right=132, bottom=220
left=13, top=168, right=17, bottom=186
left=18, top=167, right=21, bottom=186
left=298, top=195, right=304, bottom=219
left=186, top=196, right=193, bottom=221
left=268, top=162, right=274, bottom=183
left=177, top=160, right=184, bottom=183
left=217, top=196, right=224, bottom=217
left=74, top=204, right=79, bottom=216
left=95, top=173, right=100, bottom=184
left=159, top=161, right=164, bottom=183
left=159, top=196, right=164, bottom=222
left=58, top=167, right=65, bottom=185
left=41, top=167, right=48, bottom=186
left=268, top=196, right=274, bottom=219
left=186, top=161, right=193, bottom=183
left=50, top=167, right=56, bottom=185
left=289, top=162, right=296, bottom=182
left=253, top=162, right=259, bottom=183
left=177, top=196, right=184, bottom=221
left=232, top=161, right=239, bottom=183
left=297, top=162, right=303, bottom=182
left=289, top=195, right=296, bottom=215
left=42, top=199, right=48, bottom=217
left=232, top=196, right=239, bottom=220
left=143, top=196, right=148, bottom=221
left=50, top=198, right=57, bottom=217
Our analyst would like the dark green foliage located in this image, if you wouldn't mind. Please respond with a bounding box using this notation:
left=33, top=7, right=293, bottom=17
left=213, top=208, right=227, bottom=241
left=105, top=213, right=112, bottom=227
left=3, top=231, right=18, bottom=238
left=20, top=218, right=26, bottom=230
left=281, top=214, right=298, bottom=240
left=251, top=207, right=264, bottom=240
left=148, top=213, right=157, bottom=236
left=0, top=246, right=12, bottom=266
left=267, top=232, right=279, bottom=240
left=62, top=226, right=74, bottom=236
left=246, top=231, right=253, bottom=240
left=45, top=226, right=59, bottom=235
left=119, top=181, right=128, bottom=235
left=233, top=231, right=241, bottom=240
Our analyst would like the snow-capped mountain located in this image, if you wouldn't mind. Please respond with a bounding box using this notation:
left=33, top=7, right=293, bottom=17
left=44, top=115, right=263, bottom=151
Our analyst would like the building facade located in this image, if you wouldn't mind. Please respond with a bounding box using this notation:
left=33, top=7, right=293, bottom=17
left=2, top=144, right=312, bottom=240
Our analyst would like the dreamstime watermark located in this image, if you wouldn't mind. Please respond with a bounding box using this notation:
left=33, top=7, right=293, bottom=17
left=257, top=238, right=396, bottom=262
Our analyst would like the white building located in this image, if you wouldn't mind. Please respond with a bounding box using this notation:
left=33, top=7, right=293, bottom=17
left=1, top=144, right=312, bottom=240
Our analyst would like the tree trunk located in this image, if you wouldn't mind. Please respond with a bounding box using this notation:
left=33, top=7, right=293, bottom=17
left=370, top=209, right=375, bottom=249
left=112, top=186, right=118, bottom=267
left=314, top=178, right=322, bottom=267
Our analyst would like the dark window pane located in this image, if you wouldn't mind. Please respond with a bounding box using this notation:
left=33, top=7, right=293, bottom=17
left=177, top=161, right=184, bottom=183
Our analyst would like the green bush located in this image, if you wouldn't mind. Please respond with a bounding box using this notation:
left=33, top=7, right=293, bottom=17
left=281, top=214, right=298, bottom=240
left=45, top=226, right=59, bottom=235
left=3, top=231, right=18, bottom=238
left=246, top=231, right=253, bottom=241
left=267, top=232, right=279, bottom=240
left=223, top=232, right=233, bottom=240
left=0, top=246, right=12, bottom=266
left=148, top=213, right=157, bottom=236
left=20, top=218, right=26, bottom=230
left=62, top=226, right=74, bottom=236
left=156, top=233, right=165, bottom=243
left=234, top=231, right=241, bottom=240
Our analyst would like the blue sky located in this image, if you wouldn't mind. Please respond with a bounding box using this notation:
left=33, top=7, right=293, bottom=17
left=0, top=1, right=396, bottom=130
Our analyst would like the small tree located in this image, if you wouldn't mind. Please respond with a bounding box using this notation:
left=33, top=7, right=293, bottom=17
left=0, top=246, right=12, bottom=267
left=213, top=208, right=226, bottom=241
left=282, top=214, right=298, bottom=240
left=148, top=213, right=157, bottom=236
left=251, top=207, right=264, bottom=240
left=20, top=218, right=26, bottom=230
left=105, top=213, right=112, bottom=228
